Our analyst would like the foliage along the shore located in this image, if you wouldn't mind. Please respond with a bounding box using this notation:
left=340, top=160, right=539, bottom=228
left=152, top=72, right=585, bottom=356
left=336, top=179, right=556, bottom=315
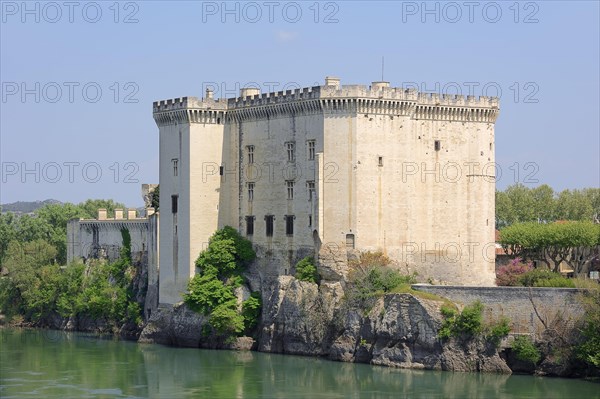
left=184, top=226, right=259, bottom=336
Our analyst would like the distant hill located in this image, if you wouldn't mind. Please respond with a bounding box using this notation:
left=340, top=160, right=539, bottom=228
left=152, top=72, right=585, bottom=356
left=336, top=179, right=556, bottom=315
left=1, top=199, right=63, bottom=214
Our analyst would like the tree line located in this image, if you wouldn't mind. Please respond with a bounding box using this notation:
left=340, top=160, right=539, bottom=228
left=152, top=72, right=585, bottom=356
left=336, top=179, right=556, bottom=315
left=496, top=184, right=599, bottom=228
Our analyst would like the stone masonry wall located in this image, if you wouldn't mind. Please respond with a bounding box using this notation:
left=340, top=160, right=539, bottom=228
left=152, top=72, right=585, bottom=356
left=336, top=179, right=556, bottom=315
left=411, top=285, right=585, bottom=336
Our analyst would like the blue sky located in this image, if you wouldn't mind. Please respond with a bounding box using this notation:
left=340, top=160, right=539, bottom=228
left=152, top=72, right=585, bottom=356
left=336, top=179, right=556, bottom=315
left=1, top=1, right=599, bottom=207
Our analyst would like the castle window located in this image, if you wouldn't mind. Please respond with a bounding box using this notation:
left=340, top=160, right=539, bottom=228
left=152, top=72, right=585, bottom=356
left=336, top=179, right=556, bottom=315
left=435, top=140, right=441, bottom=151
left=286, top=180, right=294, bottom=200
left=286, top=142, right=295, bottom=162
left=172, top=158, right=178, bottom=176
left=171, top=195, right=178, bottom=214
left=265, top=215, right=274, bottom=237
left=247, top=145, right=254, bottom=164
left=307, top=180, right=315, bottom=201
left=248, top=182, right=254, bottom=201
left=378, top=156, right=383, bottom=167
left=307, top=140, right=315, bottom=160
left=346, top=234, right=355, bottom=249
left=285, top=215, right=294, bottom=236
left=308, top=214, right=312, bottom=227
left=245, top=216, right=255, bottom=236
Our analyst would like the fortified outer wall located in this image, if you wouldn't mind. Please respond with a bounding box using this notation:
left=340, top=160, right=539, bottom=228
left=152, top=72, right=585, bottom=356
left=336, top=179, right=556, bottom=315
left=67, top=209, right=152, bottom=263
left=412, top=285, right=585, bottom=336
left=66, top=208, right=160, bottom=318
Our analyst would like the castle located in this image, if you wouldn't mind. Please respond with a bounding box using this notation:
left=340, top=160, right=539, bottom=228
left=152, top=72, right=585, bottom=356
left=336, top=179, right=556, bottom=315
left=153, top=77, right=500, bottom=305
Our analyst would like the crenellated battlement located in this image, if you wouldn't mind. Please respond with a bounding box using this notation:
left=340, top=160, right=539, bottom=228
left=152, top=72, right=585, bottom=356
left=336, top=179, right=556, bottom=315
left=152, top=77, right=500, bottom=124
left=153, top=96, right=227, bottom=113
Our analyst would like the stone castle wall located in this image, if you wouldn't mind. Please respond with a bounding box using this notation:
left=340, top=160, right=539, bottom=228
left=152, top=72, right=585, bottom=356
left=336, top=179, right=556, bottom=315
left=412, top=285, right=584, bottom=336
left=153, top=77, right=500, bottom=304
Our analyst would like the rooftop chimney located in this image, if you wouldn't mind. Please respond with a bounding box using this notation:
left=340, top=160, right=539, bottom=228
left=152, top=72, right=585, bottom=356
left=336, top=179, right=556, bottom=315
left=205, top=88, right=214, bottom=100
left=325, top=76, right=340, bottom=89
left=114, top=209, right=124, bottom=220
left=97, top=209, right=107, bottom=220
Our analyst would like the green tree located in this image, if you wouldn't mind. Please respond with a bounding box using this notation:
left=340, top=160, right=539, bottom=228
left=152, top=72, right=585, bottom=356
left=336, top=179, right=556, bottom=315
left=582, top=188, right=600, bottom=222
left=184, top=227, right=256, bottom=336
left=555, top=189, right=594, bottom=221
left=496, top=184, right=597, bottom=227
left=505, top=184, right=536, bottom=223
left=295, top=256, right=319, bottom=283
left=495, top=190, right=515, bottom=228
left=531, top=184, right=555, bottom=222
left=149, top=185, right=160, bottom=210
left=500, top=221, right=600, bottom=275
left=0, top=212, right=17, bottom=267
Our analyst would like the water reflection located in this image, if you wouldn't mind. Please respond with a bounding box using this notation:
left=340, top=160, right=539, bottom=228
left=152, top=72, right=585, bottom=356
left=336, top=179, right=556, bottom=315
left=1, top=329, right=598, bottom=399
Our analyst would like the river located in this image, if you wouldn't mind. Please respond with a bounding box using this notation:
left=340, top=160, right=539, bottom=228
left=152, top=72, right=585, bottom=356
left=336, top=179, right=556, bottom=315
left=1, top=329, right=598, bottom=398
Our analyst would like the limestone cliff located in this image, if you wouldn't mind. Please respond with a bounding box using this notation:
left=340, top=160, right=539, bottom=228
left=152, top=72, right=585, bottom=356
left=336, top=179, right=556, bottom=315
left=139, top=276, right=511, bottom=374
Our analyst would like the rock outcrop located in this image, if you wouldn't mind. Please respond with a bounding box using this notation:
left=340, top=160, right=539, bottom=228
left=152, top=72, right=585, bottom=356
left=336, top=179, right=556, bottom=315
left=258, top=276, right=344, bottom=355
left=138, top=302, right=207, bottom=347
left=138, top=276, right=511, bottom=373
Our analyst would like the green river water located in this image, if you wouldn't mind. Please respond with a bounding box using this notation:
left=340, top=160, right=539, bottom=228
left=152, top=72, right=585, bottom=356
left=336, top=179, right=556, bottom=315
left=0, top=328, right=598, bottom=398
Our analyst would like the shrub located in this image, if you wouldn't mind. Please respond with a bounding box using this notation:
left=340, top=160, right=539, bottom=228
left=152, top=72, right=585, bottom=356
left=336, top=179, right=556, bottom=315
left=576, top=286, right=600, bottom=368
left=295, top=257, right=319, bottom=283
left=486, top=317, right=511, bottom=347
left=512, top=335, right=541, bottom=364
left=184, top=227, right=256, bottom=336
left=241, top=291, right=262, bottom=330
left=345, top=252, right=417, bottom=310
left=209, top=302, right=245, bottom=335
left=438, top=301, right=485, bottom=339
left=496, top=258, right=532, bottom=286
left=519, top=269, right=575, bottom=288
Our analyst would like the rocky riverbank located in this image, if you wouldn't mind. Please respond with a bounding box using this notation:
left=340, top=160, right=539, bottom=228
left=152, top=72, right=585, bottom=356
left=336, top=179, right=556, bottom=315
left=139, top=276, right=511, bottom=374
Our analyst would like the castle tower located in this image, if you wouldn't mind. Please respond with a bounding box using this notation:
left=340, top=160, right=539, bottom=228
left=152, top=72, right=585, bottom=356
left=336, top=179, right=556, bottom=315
left=153, top=77, right=500, bottom=305
left=153, top=94, right=229, bottom=305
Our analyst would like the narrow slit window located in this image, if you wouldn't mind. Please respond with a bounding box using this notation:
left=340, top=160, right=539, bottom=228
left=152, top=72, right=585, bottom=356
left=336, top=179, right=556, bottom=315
left=286, top=142, right=295, bottom=162
left=247, top=145, right=254, bottom=164
left=307, top=180, right=315, bottom=201
left=434, top=140, right=441, bottom=151
left=248, top=182, right=255, bottom=201
left=307, top=140, right=315, bottom=160
left=378, top=156, right=383, bottom=167
left=172, top=158, right=178, bottom=176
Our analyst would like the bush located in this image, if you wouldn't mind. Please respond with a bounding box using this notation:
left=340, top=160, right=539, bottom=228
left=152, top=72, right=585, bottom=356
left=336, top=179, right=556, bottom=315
left=496, top=258, right=532, bottom=286
left=519, top=269, right=575, bottom=288
left=486, top=317, right=511, bottom=347
left=512, top=335, right=541, bottom=364
left=295, top=257, right=320, bottom=283
left=346, top=252, right=417, bottom=310
left=241, top=291, right=262, bottom=330
left=438, top=301, right=485, bottom=340
left=209, top=302, right=245, bottom=335
left=576, top=287, right=600, bottom=368
left=184, top=227, right=256, bottom=336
